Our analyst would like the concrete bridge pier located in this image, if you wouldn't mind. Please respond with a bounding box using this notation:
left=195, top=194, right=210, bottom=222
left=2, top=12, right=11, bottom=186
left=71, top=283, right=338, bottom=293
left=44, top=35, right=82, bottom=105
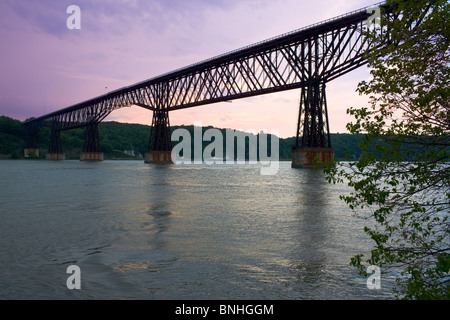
left=144, top=151, right=172, bottom=163
left=292, top=147, right=335, bottom=168
left=145, top=109, right=172, bottom=164
left=46, top=153, right=65, bottom=161
left=80, top=152, right=104, bottom=161
left=80, top=123, right=103, bottom=161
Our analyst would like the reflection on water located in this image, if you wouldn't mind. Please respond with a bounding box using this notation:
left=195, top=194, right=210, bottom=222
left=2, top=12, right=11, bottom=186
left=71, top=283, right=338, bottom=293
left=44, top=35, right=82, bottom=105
left=293, top=169, right=331, bottom=287
left=0, top=160, right=395, bottom=299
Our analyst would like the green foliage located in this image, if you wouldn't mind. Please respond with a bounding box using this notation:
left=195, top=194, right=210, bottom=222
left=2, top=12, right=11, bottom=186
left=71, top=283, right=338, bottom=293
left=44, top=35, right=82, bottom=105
left=99, top=122, right=150, bottom=156
left=0, top=116, right=25, bottom=137
left=0, top=116, right=26, bottom=156
left=325, top=0, right=450, bottom=300
left=332, top=134, right=364, bottom=160
left=1, top=116, right=367, bottom=160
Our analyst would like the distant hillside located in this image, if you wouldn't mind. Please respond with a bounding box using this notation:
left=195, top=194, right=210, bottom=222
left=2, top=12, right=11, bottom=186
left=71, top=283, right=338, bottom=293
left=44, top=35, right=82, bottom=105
left=0, top=116, right=363, bottom=160
left=0, top=116, right=26, bottom=159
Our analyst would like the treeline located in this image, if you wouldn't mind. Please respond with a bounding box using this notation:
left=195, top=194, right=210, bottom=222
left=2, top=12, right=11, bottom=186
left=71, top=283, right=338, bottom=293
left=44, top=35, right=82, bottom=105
left=0, top=116, right=363, bottom=160
left=0, top=116, right=26, bottom=158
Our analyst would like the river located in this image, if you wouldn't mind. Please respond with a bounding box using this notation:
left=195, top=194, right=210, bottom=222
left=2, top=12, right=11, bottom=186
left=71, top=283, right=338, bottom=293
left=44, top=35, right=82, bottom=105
left=0, top=160, right=394, bottom=299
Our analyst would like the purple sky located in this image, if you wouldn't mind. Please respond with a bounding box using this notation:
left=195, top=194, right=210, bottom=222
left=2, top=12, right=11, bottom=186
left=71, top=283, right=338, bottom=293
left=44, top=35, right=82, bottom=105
left=0, top=0, right=378, bottom=138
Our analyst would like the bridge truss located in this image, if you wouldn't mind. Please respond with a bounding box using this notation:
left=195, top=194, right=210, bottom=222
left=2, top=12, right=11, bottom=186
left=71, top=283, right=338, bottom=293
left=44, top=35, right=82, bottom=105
left=24, top=1, right=392, bottom=163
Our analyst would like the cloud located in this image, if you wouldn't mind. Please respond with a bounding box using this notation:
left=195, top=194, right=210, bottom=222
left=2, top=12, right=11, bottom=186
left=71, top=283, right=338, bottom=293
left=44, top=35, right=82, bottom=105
left=4, top=0, right=66, bottom=36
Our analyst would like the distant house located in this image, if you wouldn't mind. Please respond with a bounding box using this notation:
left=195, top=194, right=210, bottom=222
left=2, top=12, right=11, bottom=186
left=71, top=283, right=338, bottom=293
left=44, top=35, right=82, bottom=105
left=123, top=150, right=135, bottom=157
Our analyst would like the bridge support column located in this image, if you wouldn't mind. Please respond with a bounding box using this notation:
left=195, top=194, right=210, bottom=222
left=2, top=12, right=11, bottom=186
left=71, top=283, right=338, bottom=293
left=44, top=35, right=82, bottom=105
left=292, top=80, right=334, bottom=168
left=47, top=128, right=65, bottom=160
left=80, top=123, right=103, bottom=161
left=145, top=109, right=172, bottom=164
left=24, top=122, right=40, bottom=159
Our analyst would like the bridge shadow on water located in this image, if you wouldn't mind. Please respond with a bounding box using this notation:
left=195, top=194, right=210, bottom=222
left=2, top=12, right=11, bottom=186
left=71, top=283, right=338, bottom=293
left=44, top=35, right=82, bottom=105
left=290, top=169, right=337, bottom=294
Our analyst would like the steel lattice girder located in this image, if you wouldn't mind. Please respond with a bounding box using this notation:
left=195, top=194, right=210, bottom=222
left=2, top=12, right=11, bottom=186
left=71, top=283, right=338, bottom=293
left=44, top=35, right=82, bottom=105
left=122, top=6, right=387, bottom=112
left=25, top=2, right=391, bottom=129
left=83, top=123, right=101, bottom=153
left=296, top=81, right=331, bottom=148
left=48, top=122, right=63, bottom=154
left=148, top=110, right=171, bottom=152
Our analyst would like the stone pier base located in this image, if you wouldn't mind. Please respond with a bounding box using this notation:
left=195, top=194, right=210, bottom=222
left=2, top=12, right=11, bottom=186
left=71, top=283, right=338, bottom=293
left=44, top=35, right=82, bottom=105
left=46, top=153, right=65, bottom=161
left=80, top=152, right=104, bottom=161
left=144, top=151, right=172, bottom=164
left=24, top=148, right=39, bottom=159
left=292, top=147, right=335, bottom=168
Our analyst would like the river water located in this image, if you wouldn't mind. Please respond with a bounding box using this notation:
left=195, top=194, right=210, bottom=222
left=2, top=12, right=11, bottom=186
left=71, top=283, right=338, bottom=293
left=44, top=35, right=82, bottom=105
left=0, top=160, right=395, bottom=300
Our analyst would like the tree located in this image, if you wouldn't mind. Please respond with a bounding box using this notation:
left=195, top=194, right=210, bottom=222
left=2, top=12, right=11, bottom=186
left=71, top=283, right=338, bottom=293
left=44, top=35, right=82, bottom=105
left=325, top=0, right=449, bottom=299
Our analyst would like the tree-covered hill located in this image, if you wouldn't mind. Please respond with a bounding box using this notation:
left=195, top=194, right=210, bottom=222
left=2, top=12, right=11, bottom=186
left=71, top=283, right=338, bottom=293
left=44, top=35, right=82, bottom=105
left=0, top=115, right=363, bottom=160
left=0, top=116, right=26, bottom=158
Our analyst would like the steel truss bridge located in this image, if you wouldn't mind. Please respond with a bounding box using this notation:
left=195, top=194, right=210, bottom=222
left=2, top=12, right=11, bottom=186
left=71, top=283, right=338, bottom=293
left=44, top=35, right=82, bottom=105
left=24, top=1, right=393, bottom=165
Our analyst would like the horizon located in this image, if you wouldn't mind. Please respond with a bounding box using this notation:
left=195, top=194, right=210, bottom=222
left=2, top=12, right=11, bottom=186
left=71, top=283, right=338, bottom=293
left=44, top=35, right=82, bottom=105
left=1, top=114, right=360, bottom=138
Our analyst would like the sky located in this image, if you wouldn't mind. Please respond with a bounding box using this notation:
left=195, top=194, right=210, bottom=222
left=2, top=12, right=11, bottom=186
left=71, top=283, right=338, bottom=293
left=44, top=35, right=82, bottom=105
left=0, top=0, right=380, bottom=138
